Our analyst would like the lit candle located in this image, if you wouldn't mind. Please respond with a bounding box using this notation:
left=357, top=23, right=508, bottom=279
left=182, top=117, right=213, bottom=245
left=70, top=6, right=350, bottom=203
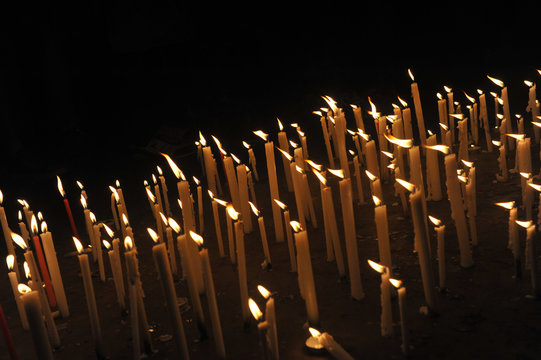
left=0, top=191, right=19, bottom=280
left=517, top=220, right=539, bottom=298
left=56, top=175, right=79, bottom=238
left=6, top=255, right=29, bottom=330
left=307, top=328, right=355, bottom=360
left=157, top=165, right=172, bottom=217
left=368, top=259, right=394, bottom=337
left=291, top=221, right=319, bottom=325
left=350, top=150, right=366, bottom=205
left=298, top=166, right=317, bottom=228
left=208, top=191, right=225, bottom=258
left=330, top=169, right=364, bottom=300
left=365, top=139, right=380, bottom=180
left=200, top=132, right=218, bottom=195
left=250, top=202, right=272, bottom=269
left=464, top=163, right=478, bottom=246
left=18, top=284, right=54, bottom=360
left=248, top=298, right=269, bottom=360
left=277, top=147, right=307, bottom=230
left=115, top=179, right=130, bottom=220
left=39, top=221, right=69, bottom=318
left=193, top=176, right=205, bottom=234
left=409, top=69, right=427, bottom=149
left=228, top=206, right=250, bottom=327
left=72, top=237, right=107, bottom=358
left=90, top=214, right=106, bottom=282
left=109, top=186, right=120, bottom=230
left=372, top=196, right=392, bottom=270
left=525, top=80, right=540, bottom=143
left=152, top=174, right=165, bottom=225
left=444, top=154, right=473, bottom=268
left=275, top=199, right=296, bottom=272
left=365, top=170, right=383, bottom=201
left=102, top=239, right=126, bottom=314
left=149, top=229, right=191, bottom=359
left=315, top=111, right=335, bottom=168
left=277, top=118, right=294, bottom=191
left=424, top=135, right=444, bottom=201
left=496, top=202, right=520, bottom=277
left=243, top=141, right=260, bottom=182
left=190, top=231, right=226, bottom=358
left=429, top=216, right=446, bottom=290
left=258, top=285, right=279, bottom=359
left=235, top=158, right=253, bottom=233
left=390, top=278, right=409, bottom=355
left=254, top=130, right=284, bottom=243
left=29, top=215, right=56, bottom=308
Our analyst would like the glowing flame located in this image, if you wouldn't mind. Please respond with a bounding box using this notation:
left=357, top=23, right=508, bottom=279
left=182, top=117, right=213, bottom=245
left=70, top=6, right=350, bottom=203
left=161, top=153, right=182, bottom=180
left=328, top=168, right=344, bottom=179
left=103, top=223, right=114, bottom=238
left=372, top=195, right=382, bottom=207
left=248, top=298, right=263, bottom=321
left=368, top=97, right=380, bottom=119
left=505, top=133, right=526, bottom=141
left=73, top=237, right=83, bottom=254
left=439, top=123, right=449, bottom=131
left=18, top=284, right=31, bottom=295
left=276, top=147, right=293, bottom=162
left=253, top=130, right=269, bottom=142
left=76, top=180, right=84, bottom=190
left=305, top=160, right=322, bottom=171
left=461, top=160, right=474, bottom=168
left=11, top=233, right=26, bottom=250
left=274, top=199, right=287, bottom=210
left=384, top=134, right=413, bottom=148
left=532, top=122, right=541, bottom=128
left=457, top=175, right=468, bottom=183
left=427, top=129, right=433, bottom=136
left=89, top=212, right=97, bottom=224
left=497, top=98, right=504, bottom=105
left=30, top=215, right=38, bottom=235
left=110, top=186, right=120, bottom=203
left=487, top=75, right=504, bottom=88
left=349, top=150, right=355, bottom=156
left=41, top=221, right=47, bottom=234
left=257, top=285, right=271, bottom=299
left=277, top=118, right=284, bottom=131
left=193, top=176, right=200, bottom=186
left=103, top=240, right=111, bottom=250
left=124, top=236, right=133, bottom=251
left=312, top=110, right=323, bottom=116
left=295, top=165, right=304, bottom=175
left=242, top=141, right=251, bottom=149
left=80, top=194, right=88, bottom=209
left=492, top=140, right=502, bottom=146
left=389, top=278, right=403, bottom=288
left=516, top=220, right=533, bottom=229
left=23, top=261, right=31, bottom=280
left=290, top=220, right=303, bottom=232
left=6, top=255, right=14, bottom=271
left=424, top=144, right=450, bottom=154
left=396, top=178, right=415, bottom=192
left=444, top=86, right=452, bottom=93
left=365, top=170, right=377, bottom=181
left=289, top=140, right=298, bottom=148
left=495, top=201, right=515, bottom=210
left=381, top=150, right=394, bottom=159
left=230, top=153, right=241, bottom=165
left=214, top=198, right=228, bottom=207
left=115, top=180, right=121, bottom=188
left=429, top=215, right=442, bottom=227
left=248, top=201, right=260, bottom=217
left=368, top=259, right=386, bottom=273
left=520, top=172, right=532, bottom=180
left=146, top=188, right=156, bottom=203
left=199, top=131, right=207, bottom=147
left=160, top=212, right=168, bottom=226
left=524, top=80, right=534, bottom=87
left=152, top=174, right=157, bottom=185
left=147, top=228, right=159, bottom=243
left=408, top=68, right=415, bottom=82
left=449, top=114, right=464, bottom=120
left=464, top=91, right=475, bottom=103
left=477, top=89, right=483, bottom=95
left=190, top=231, right=204, bottom=247
left=437, top=92, right=443, bottom=100
left=122, top=213, right=129, bottom=227
left=227, top=204, right=239, bottom=221
left=168, top=218, right=181, bottom=233
left=312, top=169, right=327, bottom=186
left=157, top=165, right=163, bottom=176
left=57, top=176, right=65, bottom=197
left=321, top=95, right=338, bottom=113
left=309, top=327, right=322, bottom=338
left=529, top=183, right=541, bottom=192
left=17, top=211, right=22, bottom=222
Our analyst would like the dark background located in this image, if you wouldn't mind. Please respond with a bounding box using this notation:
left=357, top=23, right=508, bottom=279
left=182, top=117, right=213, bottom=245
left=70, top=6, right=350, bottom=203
left=0, top=3, right=539, bottom=189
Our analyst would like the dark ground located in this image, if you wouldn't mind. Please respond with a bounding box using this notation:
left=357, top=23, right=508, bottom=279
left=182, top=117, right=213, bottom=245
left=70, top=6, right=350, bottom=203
left=1, top=3, right=541, bottom=360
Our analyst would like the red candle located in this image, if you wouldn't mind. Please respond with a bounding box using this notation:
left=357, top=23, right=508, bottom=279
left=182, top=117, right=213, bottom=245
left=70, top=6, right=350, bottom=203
left=0, top=304, right=18, bottom=360
left=57, top=176, right=79, bottom=238
left=30, top=215, right=56, bottom=308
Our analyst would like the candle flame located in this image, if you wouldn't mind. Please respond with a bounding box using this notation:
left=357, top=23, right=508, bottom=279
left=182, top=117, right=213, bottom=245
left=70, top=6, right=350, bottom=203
left=290, top=220, right=303, bottom=233
left=208, top=190, right=214, bottom=200
left=461, top=160, right=474, bottom=168
left=102, top=240, right=111, bottom=250
left=23, top=261, right=31, bottom=280
left=449, top=113, right=464, bottom=120
left=397, top=96, right=408, bottom=108
left=505, top=133, right=526, bottom=141
left=17, top=211, right=22, bottom=222
left=529, top=183, right=541, bottom=192
left=289, top=140, right=298, bottom=148
left=146, top=188, right=156, bottom=203
left=157, top=165, right=163, bottom=176
left=424, top=144, right=450, bottom=154
left=368, top=259, right=386, bottom=274
left=124, top=236, right=133, bottom=251
left=161, top=153, right=182, bottom=180
left=253, top=130, right=269, bottom=142
left=389, top=278, right=403, bottom=288
left=381, top=150, right=394, bottom=159
left=147, top=228, right=159, bottom=243
left=520, top=172, right=532, bottom=180
left=122, top=213, right=129, bottom=227
left=274, top=199, right=287, bottom=210
left=168, top=218, right=181, bottom=233
left=115, top=180, right=121, bottom=188
left=56, top=175, right=65, bottom=197
left=73, top=237, right=84, bottom=254
left=492, top=140, right=502, bottom=147
left=532, top=121, right=541, bottom=128
left=257, top=285, right=271, bottom=299
left=516, top=220, right=534, bottom=229
left=230, top=153, right=241, bottom=165
left=396, top=178, right=415, bottom=192
left=190, top=231, right=204, bottom=247
left=349, top=149, right=355, bottom=156
left=81, top=194, right=88, bottom=209
left=248, top=298, right=263, bottom=321
left=384, top=134, right=413, bottom=148
left=276, top=146, right=293, bottom=162
left=372, top=195, right=382, bottom=207
left=160, top=212, right=168, bottom=226
left=464, top=91, right=475, bottom=103
left=41, top=221, right=47, bottom=234
left=295, top=165, right=304, bottom=174
left=305, top=160, right=322, bottom=171
left=437, top=92, right=443, bottom=100
left=487, top=75, right=504, bottom=88
left=109, top=186, right=120, bottom=203
left=227, top=204, right=239, bottom=221
left=524, top=80, right=534, bottom=87
left=328, top=168, right=344, bottom=179
left=11, top=232, right=26, bottom=250
left=198, top=131, right=207, bottom=147
left=193, top=176, right=200, bottom=186
left=242, top=141, right=251, bottom=149
left=152, top=174, right=157, bottom=185
left=248, top=201, right=260, bottom=217
left=277, top=118, right=284, bottom=131
left=6, top=255, right=14, bottom=271
left=408, top=68, right=415, bottom=82
left=321, top=95, right=338, bottom=113
left=103, top=223, right=114, bottom=238
left=18, top=284, right=31, bottom=295
left=76, top=180, right=84, bottom=190
left=313, top=110, right=323, bottom=116
left=365, top=170, right=377, bottom=181
left=214, top=198, right=228, bottom=207
left=309, top=327, right=321, bottom=338
left=89, top=211, right=97, bottom=224
left=444, top=85, right=452, bottom=93
left=457, top=175, right=468, bottom=183
left=30, top=214, right=38, bottom=235
left=428, top=215, right=442, bottom=226
left=427, top=129, right=433, bottom=136
left=495, top=201, right=515, bottom=210
left=312, top=169, right=327, bottom=186
left=368, top=96, right=380, bottom=119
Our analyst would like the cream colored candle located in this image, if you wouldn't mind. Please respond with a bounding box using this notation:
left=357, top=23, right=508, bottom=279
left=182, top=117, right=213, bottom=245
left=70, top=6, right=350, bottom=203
left=152, top=174, right=164, bottom=220
left=368, top=260, right=393, bottom=337
left=223, top=154, right=241, bottom=210
left=243, top=142, right=260, bottom=182
left=250, top=202, right=272, bottom=269
left=209, top=192, right=225, bottom=258
left=18, top=284, right=54, bottom=360
left=522, top=222, right=539, bottom=297
left=6, top=256, right=29, bottom=330
left=258, top=286, right=279, bottom=360
left=365, top=139, right=380, bottom=179
left=193, top=177, right=205, bottom=234
left=275, top=200, right=296, bottom=272
left=308, top=328, right=355, bottom=360
left=39, top=223, right=69, bottom=317
left=116, top=180, right=129, bottom=220
left=92, top=221, right=106, bottom=282
left=410, top=70, right=427, bottom=148
left=494, top=140, right=508, bottom=182
left=73, top=237, right=107, bottom=358
left=150, top=232, right=190, bottom=359
left=110, top=191, right=120, bottom=230
left=527, top=83, right=540, bottom=143
left=319, top=114, right=335, bottom=168
left=157, top=166, right=172, bottom=217
left=202, top=143, right=218, bottom=195
left=229, top=207, right=250, bottom=326
left=162, top=218, right=178, bottom=277
left=300, top=170, right=317, bottom=228
left=373, top=197, right=392, bottom=270
left=390, top=279, right=409, bottom=355
left=277, top=120, right=294, bottom=192
left=352, top=153, right=366, bottom=205
left=444, top=155, right=473, bottom=267
left=425, top=135, right=442, bottom=201
left=191, top=231, right=225, bottom=358
left=465, top=166, right=477, bottom=246
left=0, top=192, right=19, bottom=280
left=291, top=221, right=319, bottom=325
left=103, top=240, right=126, bottom=313
left=479, top=91, right=493, bottom=151
left=236, top=163, right=252, bottom=233
left=290, top=161, right=307, bottom=230
left=429, top=216, right=446, bottom=290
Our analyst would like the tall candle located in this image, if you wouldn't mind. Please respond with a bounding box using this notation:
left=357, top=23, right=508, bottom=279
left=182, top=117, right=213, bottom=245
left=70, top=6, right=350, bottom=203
left=157, top=166, right=172, bottom=217
left=152, top=174, right=164, bottom=222
left=29, top=215, right=56, bottom=308
left=0, top=191, right=19, bottom=280
left=103, top=240, right=126, bottom=314
left=291, top=221, right=319, bottom=325
left=368, top=260, right=393, bottom=337
left=110, top=190, right=120, bottom=230
left=236, top=163, right=252, bottom=233
left=56, top=175, right=79, bottom=238
left=92, top=220, right=106, bottom=282
left=276, top=200, right=296, bottom=272
left=319, top=113, right=335, bottom=168
left=258, top=285, right=279, bottom=360
left=373, top=197, right=392, bottom=270
left=425, top=135, right=443, bottom=201
left=410, top=70, right=427, bottom=148
left=365, top=139, right=380, bottom=179
left=250, top=202, right=272, bottom=269
left=244, top=142, right=260, bottom=182
left=73, top=237, right=107, bottom=358
left=228, top=206, right=250, bottom=327
left=193, top=177, right=205, bottom=234
left=390, top=279, right=409, bottom=355
left=289, top=161, right=307, bottom=230
left=223, top=154, right=241, bottom=210
left=201, top=136, right=218, bottom=195
left=300, top=170, right=317, bottom=228
left=115, top=180, right=130, bottom=220
left=18, top=284, right=53, bottom=360
left=277, top=119, right=294, bottom=192
left=6, top=256, right=29, bottom=330
left=209, top=192, right=225, bottom=258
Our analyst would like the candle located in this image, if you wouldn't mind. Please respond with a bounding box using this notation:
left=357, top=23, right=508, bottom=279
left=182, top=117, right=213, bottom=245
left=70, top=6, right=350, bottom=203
left=208, top=191, right=225, bottom=258
left=193, top=177, right=205, bottom=234
left=254, top=130, right=284, bottom=243
left=409, top=69, right=427, bottom=148
left=365, top=170, right=384, bottom=202
left=248, top=298, right=269, bottom=360
left=299, top=167, right=317, bottom=228
left=73, top=237, right=107, bottom=358
left=282, top=151, right=306, bottom=230
left=429, top=216, right=447, bottom=290
left=330, top=169, right=364, bottom=300
left=425, top=134, right=443, bottom=201
left=109, top=187, right=120, bottom=230
left=91, top=216, right=106, bottom=282
left=517, top=220, right=538, bottom=298
left=478, top=90, right=493, bottom=151
left=39, top=222, right=69, bottom=318
left=496, top=202, right=520, bottom=277
left=316, top=111, right=335, bottom=168
left=243, top=141, right=260, bottom=182
left=149, top=229, right=191, bottom=359
left=152, top=174, right=165, bottom=224
left=228, top=206, right=250, bottom=327
left=444, top=154, right=473, bottom=268
left=29, top=215, right=56, bottom=308
left=368, top=260, right=393, bottom=337
left=6, top=255, right=29, bottom=330
left=223, top=152, right=241, bottom=210
left=307, top=328, right=355, bottom=360
left=275, top=200, right=296, bottom=272
left=115, top=179, right=130, bottom=220
left=18, top=284, right=53, bottom=360
left=190, top=231, right=226, bottom=358
left=372, top=196, right=392, bottom=270
left=351, top=151, right=366, bottom=205
left=235, top=160, right=253, bottom=233
left=277, top=119, right=294, bottom=192
left=56, top=175, right=79, bottom=238
left=250, top=202, right=272, bottom=269
left=390, top=279, right=410, bottom=355
left=158, top=213, right=178, bottom=277
left=258, top=285, right=279, bottom=359
left=157, top=165, right=172, bottom=216
left=365, top=139, right=380, bottom=180
left=0, top=191, right=19, bottom=280
left=396, top=180, right=438, bottom=312
left=200, top=133, right=218, bottom=195
left=103, top=240, right=126, bottom=314
left=291, top=221, right=319, bottom=325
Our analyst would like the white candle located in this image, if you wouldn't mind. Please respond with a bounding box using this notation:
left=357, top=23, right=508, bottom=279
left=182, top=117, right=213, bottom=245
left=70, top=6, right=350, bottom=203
left=373, top=197, right=392, bottom=270
left=410, top=70, right=427, bottom=148
left=276, top=201, right=296, bottom=272
left=6, top=256, right=29, bottom=330
left=425, top=134, right=442, bottom=201
left=103, top=240, right=126, bottom=314
left=157, top=166, right=172, bottom=217
left=228, top=206, right=250, bottom=326
left=252, top=204, right=272, bottom=268
left=0, top=192, right=19, bottom=280
left=389, top=279, right=410, bottom=355
left=277, top=120, right=294, bottom=192
left=209, top=192, right=225, bottom=258
left=319, top=114, right=335, bottom=168
left=368, top=260, right=393, bottom=337
left=308, top=328, right=355, bottom=360
left=236, top=163, right=252, bottom=233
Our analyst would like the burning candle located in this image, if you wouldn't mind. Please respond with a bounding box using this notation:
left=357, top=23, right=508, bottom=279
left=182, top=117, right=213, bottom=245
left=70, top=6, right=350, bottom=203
left=157, top=165, right=172, bottom=217
left=18, top=284, right=53, bottom=360
left=193, top=176, right=205, bottom=234
left=0, top=191, right=19, bottom=280
left=208, top=191, right=225, bottom=258
left=29, top=215, right=56, bottom=308
left=496, top=201, right=520, bottom=277
left=517, top=221, right=539, bottom=298
left=102, top=240, right=126, bottom=314
left=350, top=150, right=366, bottom=205
left=307, top=328, right=355, bottom=360
left=291, top=221, right=319, bottom=325
left=90, top=214, right=106, bottom=282
left=39, top=221, right=69, bottom=318
left=228, top=206, right=250, bottom=327
left=424, top=135, right=444, bottom=201
left=409, top=69, right=427, bottom=149
left=277, top=118, right=294, bottom=192
left=277, top=147, right=307, bottom=230
left=372, top=196, right=392, bottom=270
left=315, top=111, right=335, bottom=168
left=248, top=298, right=269, bottom=359
left=235, top=158, right=253, bottom=233
left=73, top=237, right=107, bottom=358
left=6, top=255, right=29, bottom=330
left=429, top=216, right=446, bottom=290
left=191, top=231, right=226, bottom=358
left=109, top=186, right=120, bottom=230
left=200, top=132, right=218, bottom=195
left=389, top=278, right=409, bottom=355
left=258, top=285, right=279, bottom=359
left=158, top=212, right=178, bottom=277
left=275, top=199, right=296, bottom=272
left=368, top=260, right=393, bottom=337
left=243, top=141, right=260, bottom=182
left=250, top=202, right=272, bottom=269
left=56, top=175, right=79, bottom=238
